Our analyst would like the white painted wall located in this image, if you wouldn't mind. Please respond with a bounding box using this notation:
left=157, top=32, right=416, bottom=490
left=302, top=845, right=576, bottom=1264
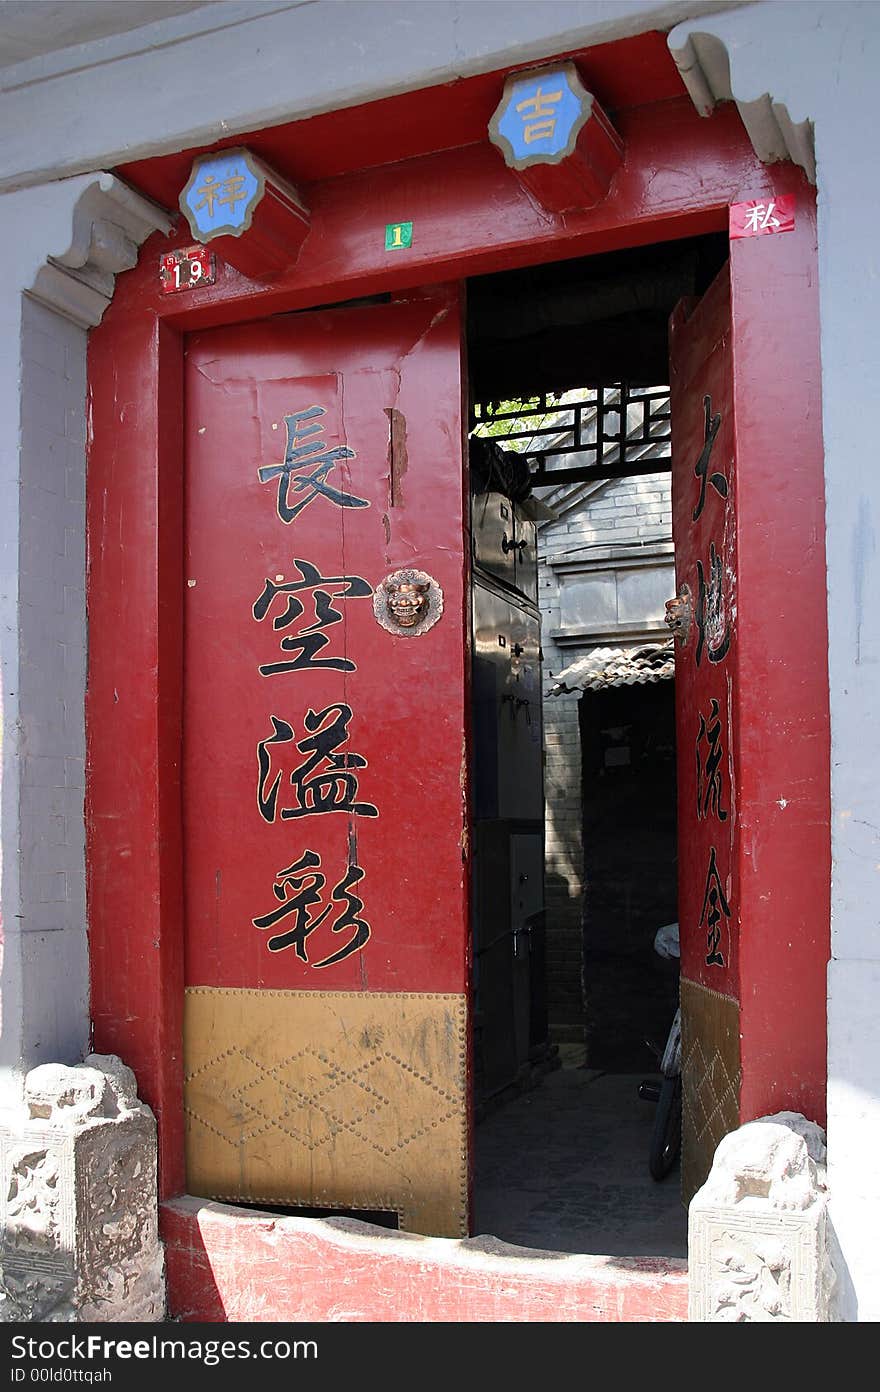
left=668, top=0, right=880, bottom=1328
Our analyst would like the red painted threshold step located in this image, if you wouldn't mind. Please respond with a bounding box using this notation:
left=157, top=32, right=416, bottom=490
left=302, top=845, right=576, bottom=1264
left=161, top=1197, right=688, bottom=1322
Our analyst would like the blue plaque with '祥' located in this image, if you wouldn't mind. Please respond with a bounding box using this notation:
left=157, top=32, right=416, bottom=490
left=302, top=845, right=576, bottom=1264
left=490, top=65, right=592, bottom=168
left=180, top=151, right=263, bottom=241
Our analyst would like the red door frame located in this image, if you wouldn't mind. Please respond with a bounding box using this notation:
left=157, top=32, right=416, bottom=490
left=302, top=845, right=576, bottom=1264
left=87, top=87, right=829, bottom=1209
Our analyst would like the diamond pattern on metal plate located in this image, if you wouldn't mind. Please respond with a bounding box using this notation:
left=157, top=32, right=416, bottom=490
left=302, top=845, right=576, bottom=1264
left=184, top=988, right=468, bottom=1236
left=681, top=977, right=741, bottom=1203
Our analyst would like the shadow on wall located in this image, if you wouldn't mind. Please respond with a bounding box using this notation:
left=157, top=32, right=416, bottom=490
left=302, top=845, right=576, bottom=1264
left=827, top=1208, right=859, bottom=1320
left=544, top=867, right=586, bottom=1043
left=580, top=681, right=678, bottom=1072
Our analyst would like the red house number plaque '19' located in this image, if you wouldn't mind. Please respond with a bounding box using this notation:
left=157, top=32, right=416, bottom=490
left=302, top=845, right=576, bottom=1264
left=160, top=246, right=217, bottom=294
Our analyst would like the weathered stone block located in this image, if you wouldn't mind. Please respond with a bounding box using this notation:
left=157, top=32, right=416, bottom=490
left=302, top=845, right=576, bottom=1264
left=689, top=1112, right=838, bottom=1321
left=0, top=1054, right=165, bottom=1322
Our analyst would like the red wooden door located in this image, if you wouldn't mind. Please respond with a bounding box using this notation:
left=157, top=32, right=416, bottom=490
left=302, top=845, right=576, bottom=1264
left=181, top=290, right=470, bottom=1236
left=670, top=267, right=741, bottom=1199
left=669, top=209, right=829, bottom=1200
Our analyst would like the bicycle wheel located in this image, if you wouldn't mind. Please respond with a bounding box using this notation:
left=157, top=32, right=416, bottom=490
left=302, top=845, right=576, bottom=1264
left=649, top=1073, right=682, bottom=1181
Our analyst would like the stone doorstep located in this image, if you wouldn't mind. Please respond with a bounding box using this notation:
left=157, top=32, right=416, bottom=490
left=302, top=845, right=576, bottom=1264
left=157, top=1112, right=837, bottom=1324
left=160, top=1196, right=689, bottom=1323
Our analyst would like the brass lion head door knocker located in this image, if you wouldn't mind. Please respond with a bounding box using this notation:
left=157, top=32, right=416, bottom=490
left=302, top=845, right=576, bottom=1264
left=373, top=568, right=443, bottom=637
left=664, top=582, right=693, bottom=648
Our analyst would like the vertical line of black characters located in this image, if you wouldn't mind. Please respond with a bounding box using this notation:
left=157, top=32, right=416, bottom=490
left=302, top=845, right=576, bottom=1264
left=247, top=404, right=376, bottom=967
left=690, top=393, right=732, bottom=968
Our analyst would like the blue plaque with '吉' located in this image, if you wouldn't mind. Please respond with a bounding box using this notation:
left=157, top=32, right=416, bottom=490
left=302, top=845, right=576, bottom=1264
left=492, top=67, right=588, bottom=165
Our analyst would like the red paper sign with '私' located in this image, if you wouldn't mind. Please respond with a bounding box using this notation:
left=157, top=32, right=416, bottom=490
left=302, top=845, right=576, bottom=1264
left=729, top=195, right=795, bottom=239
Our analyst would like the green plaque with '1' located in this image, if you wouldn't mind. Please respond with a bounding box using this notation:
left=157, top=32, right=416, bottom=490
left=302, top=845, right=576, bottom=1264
left=385, top=222, right=413, bottom=251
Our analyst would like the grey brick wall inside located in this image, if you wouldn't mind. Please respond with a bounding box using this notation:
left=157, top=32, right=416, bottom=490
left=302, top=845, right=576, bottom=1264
left=539, top=471, right=672, bottom=1042
left=16, top=295, right=89, bottom=1064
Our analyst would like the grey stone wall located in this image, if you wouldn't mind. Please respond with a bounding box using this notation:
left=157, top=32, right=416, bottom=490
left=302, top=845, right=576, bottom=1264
left=1, top=174, right=169, bottom=1097
left=539, top=471, right=673, bottom=1040
left=17, top=297, right=89, bottom=1069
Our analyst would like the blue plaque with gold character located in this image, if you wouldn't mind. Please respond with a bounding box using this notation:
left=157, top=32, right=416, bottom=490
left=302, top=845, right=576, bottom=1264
left=178, top=148, right=311, bottom=282
left=180, top=151, right=263, bottom=240
left=488, top=62, right=624, bottom=214
left=491, top=68, right=588, bottom=164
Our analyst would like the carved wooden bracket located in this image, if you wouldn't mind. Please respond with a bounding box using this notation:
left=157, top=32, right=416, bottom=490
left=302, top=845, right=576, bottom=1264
left=668, top=27, right=816, bottom=185
left=28, top=173, right=172, bottom=329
